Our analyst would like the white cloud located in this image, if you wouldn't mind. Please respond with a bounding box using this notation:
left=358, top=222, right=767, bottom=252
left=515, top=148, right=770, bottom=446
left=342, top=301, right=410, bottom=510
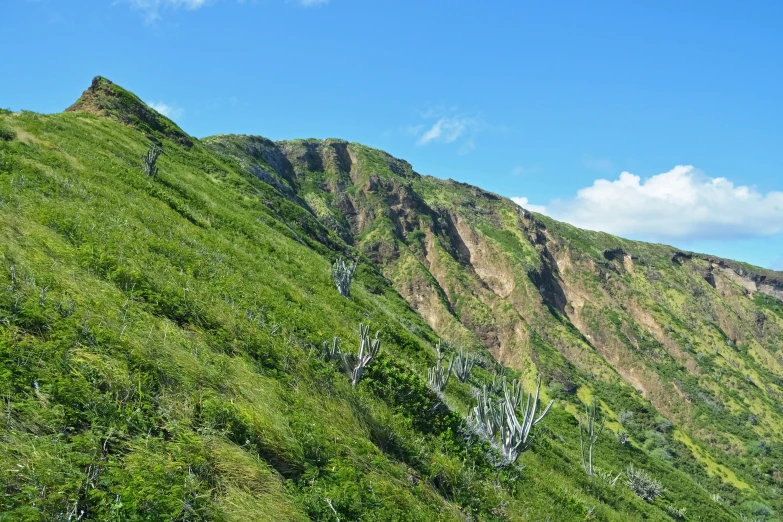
left=298, top=0, right=329, bottom=5
left=512, top=166, right=783, bottom=241
left=147, top=101, right=183, bottom=120
left=510, top=197, right=548, bottom=214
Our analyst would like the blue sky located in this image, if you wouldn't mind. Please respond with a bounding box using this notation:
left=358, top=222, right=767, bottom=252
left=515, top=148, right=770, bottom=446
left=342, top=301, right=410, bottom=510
left=3, top=0, right=782, bottom=270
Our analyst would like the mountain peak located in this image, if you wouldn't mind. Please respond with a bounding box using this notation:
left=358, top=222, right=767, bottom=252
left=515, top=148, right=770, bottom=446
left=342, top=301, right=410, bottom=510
left=66, top=76, right=193, bottom=147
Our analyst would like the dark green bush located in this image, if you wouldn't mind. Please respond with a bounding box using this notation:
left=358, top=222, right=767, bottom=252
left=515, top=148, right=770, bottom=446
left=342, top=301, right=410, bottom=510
left=0, top=124, right=16, bottom=141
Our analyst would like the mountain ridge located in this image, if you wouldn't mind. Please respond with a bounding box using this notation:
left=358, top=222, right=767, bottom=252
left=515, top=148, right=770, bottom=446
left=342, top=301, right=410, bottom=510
left=205, top=132, right=783, bottom=284
left=0, top=77, right=780, bottom=521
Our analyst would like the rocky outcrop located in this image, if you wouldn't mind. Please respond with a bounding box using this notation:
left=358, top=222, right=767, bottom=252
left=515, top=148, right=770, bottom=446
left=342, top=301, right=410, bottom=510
left=680, top=252, right=783, bottom=301
left=67, top=76, right=193, bottom=147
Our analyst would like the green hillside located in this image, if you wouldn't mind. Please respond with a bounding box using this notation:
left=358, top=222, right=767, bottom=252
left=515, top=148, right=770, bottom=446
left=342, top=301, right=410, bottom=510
left=0, top=77, right=781, bottom=521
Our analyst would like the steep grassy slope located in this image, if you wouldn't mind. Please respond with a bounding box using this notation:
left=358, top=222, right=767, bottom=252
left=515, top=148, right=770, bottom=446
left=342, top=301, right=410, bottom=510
left=0, top=77, right=779, bottom=521
left=204, top=133, right=783, bottom=521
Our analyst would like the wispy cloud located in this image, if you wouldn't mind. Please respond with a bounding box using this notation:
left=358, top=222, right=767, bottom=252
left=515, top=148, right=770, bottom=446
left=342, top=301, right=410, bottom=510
left=417, top=116, right=476, bottom=145
left=512, top=165, right=783, bottom=241
left=511, top=166, right=538, bottom=177
left=285, top=0, right=329, bottom=6
left=124, top=0, right=210, bottom=22
left=411, top=106, right=486, bottom=152
left=125, top=0, right=327, bottom=21
left=148, top=101, right=184, bottom=120
left=581, top=156, right=614, bottom=173
left=127, top=0, right=209, bottom=8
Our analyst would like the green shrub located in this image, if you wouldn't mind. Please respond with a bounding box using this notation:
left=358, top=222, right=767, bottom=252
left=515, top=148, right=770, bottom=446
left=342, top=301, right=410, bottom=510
left=0, top=124, right=15, bottom=141
left=739, top=500, right=773, bottom=519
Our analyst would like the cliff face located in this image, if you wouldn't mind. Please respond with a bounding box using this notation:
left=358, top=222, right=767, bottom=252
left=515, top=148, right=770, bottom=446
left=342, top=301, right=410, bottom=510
left=207, top=133, right=783, bottom=508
